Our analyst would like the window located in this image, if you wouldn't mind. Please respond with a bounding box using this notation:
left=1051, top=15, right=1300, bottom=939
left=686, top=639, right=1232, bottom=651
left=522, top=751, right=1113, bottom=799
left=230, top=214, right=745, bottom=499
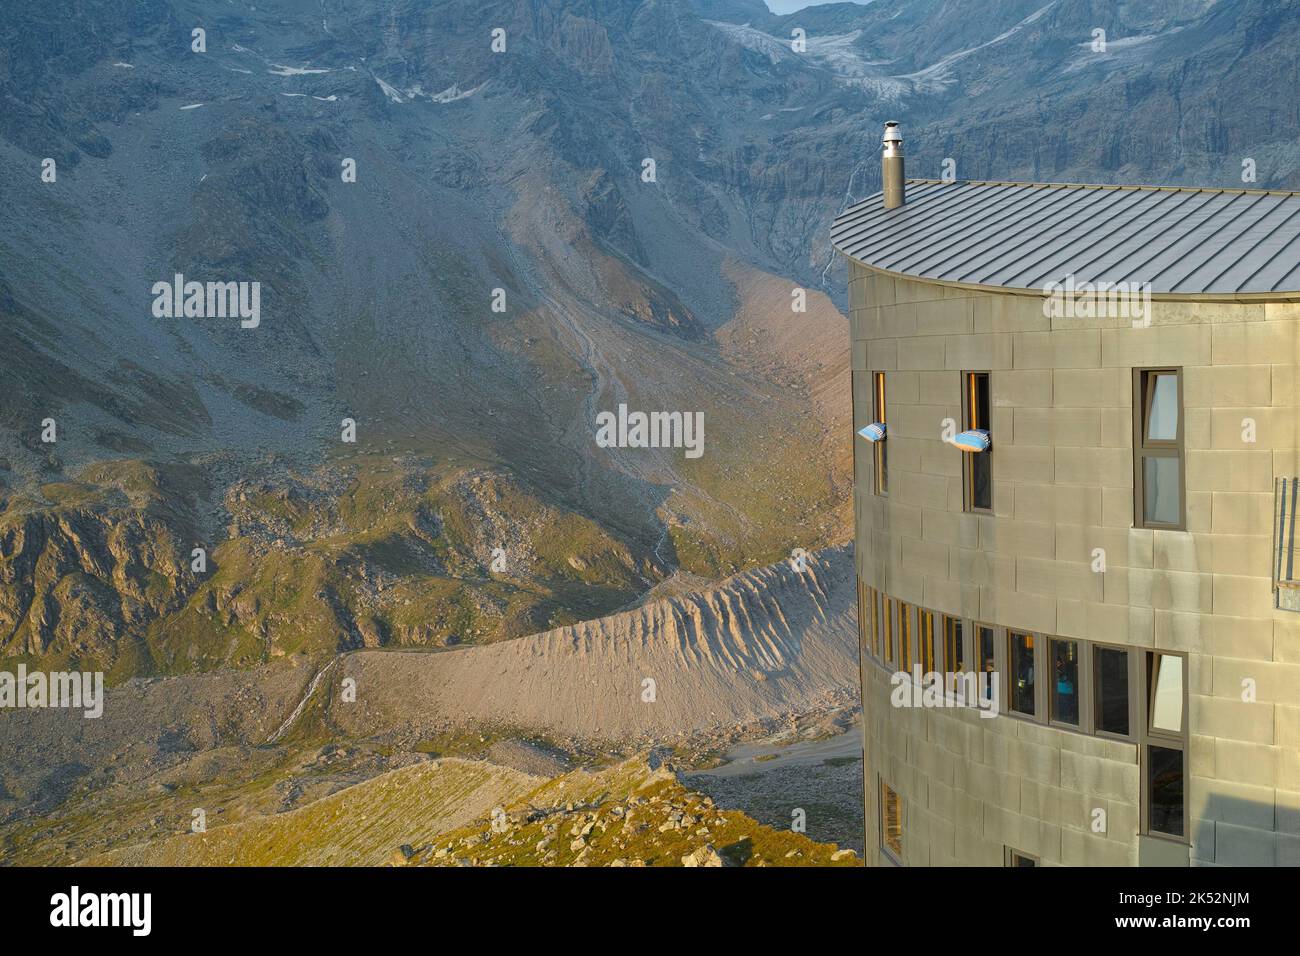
left=1094, top=645, right=1131, bottom=737
left=917, top=610, right=936, bottom=674
left=1005, top=848, right=1038, bottom=867
left=1141, top=652, right=1188, bottom=840
left=1008, top=631, right=1037, bottom=717
left=857, top=579, right=870, bottom=659
left=943, top=616, right=965, bottom=674
left=977, top=625, right=996, bottom=704
left=1146, top=746, right=1185, bottom=838
left=883, top=598, right=895, bottom=666
left=870, top=588, right=882, bottom=659
left=963, top=371, right=992, bottom=512
left=880, top=779, right=903, bottom=862
left=873, top=371, right=888, bottom=496
left=1134, top=368, right=1184, bottom=529
left=1148, top=654, right=1185, bottom=736
left=1049, top=639, right=1080, bottom=727
left=897, top=602, right=914, bottom=673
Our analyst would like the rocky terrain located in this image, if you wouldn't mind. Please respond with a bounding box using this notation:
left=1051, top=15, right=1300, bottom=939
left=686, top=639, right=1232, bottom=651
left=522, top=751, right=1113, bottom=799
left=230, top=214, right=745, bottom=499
left=407, top=755, right=860, bottom=868
left=0, top=546, right=860, bottom=864
left=80, top=753, right=859, bottom=867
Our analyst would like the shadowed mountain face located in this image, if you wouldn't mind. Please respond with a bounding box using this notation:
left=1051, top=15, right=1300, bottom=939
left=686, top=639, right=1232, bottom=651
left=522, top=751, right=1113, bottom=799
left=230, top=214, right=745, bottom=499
left=0, top=0, right=1295, bottom=675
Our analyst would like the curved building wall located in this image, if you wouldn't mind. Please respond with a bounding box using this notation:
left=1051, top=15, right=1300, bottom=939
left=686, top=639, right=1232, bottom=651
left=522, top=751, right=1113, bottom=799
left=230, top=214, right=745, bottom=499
left=849, top=259, right=1300, bottom=866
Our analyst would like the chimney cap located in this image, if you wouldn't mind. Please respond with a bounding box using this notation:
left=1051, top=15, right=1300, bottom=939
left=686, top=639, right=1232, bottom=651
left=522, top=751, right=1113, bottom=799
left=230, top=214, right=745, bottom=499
left=883, top=121, right=902, bottom=145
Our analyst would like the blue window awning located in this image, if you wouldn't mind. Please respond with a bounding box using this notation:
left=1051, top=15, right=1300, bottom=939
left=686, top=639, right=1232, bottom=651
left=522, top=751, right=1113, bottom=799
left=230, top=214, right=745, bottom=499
left=857, top=422, right=887, bottom=442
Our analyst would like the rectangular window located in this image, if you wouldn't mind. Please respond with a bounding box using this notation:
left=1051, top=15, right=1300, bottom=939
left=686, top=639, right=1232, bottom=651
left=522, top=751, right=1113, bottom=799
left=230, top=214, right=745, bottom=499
left=1146, top=745, right=1185, bottom=838
left=883, top=598, right=895, bottom=666
left=873, top=371, right=888, bottom=496
left=963, top=371, right=993, bottom=512
left=1094, top=645, right=1131, bottom=737
left=880, top=779, right=903, bottom=861
left=1148, top=653, right=1185, bottom=736
left=977, top=625, right=996, bottom=704
left=1134, top=368, right=1184, bottom=529
left=1141, top=651, right=1187, bottom=841
left=897, top=602, right=914, bottom=673
left=870, top=588, right=881, bottom=659
left=1008, top=631, right=1036, bottom=717
left=857, top=579, right=870, bottom=659
left=917, top=610, right=936, bottom=674
left=943, top=616, right=965, bottom=674
left=1049, top=638, right=1080, bottom=727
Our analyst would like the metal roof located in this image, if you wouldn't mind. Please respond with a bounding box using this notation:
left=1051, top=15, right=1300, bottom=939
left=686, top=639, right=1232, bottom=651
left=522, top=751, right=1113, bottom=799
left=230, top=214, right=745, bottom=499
left=830, top=180, right=1300, bottom=299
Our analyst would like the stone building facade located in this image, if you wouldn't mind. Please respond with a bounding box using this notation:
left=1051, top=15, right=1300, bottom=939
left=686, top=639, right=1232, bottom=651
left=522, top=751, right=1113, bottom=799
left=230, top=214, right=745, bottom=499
left=837, top=177, right=1300, bottom=866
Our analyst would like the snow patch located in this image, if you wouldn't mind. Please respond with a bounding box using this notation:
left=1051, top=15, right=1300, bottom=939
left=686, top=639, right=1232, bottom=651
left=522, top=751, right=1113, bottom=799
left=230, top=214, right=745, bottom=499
left=268, top=63, right=332, bottom=76
left=373, top=76, right=405, bottom=103
left=179, top=103, right=204, bottom=110
left=112, top=62, right=134, bottom=69
left=430, top=82, right=485, bottom=103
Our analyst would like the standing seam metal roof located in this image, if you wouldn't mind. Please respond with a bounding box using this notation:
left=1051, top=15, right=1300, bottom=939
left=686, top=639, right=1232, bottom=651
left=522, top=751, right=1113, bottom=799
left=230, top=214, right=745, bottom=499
left=830, top=180, right=1300, bottom=297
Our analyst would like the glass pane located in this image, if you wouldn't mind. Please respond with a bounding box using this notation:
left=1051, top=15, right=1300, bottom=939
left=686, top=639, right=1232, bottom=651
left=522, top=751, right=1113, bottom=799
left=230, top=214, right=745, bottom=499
left=883, top=601, right=894, bottom=664
left=1146, top=373, right=1178, bottom=441
left=1010, top=852, right=1036, bottom=867
left=945, top=617, right=965, bottom=672
left=1151, top=655, right=1184, bottom=733
left=1148, top=745, right=1184, bottom=837
left=898, top=604, right=913, bottom=672
left=1143, top=456, right=1181, bottom=525
left=878, top=439, right=888, bottom=494
left=971, top=451, right=992, bottom=510
left=1009, top=632, right=1036, bottom=716
left=870, top=592, right=880, bottom=657
left=974, top=374, right=991, bottom=429
left=1050, top=640, right=1080, bottom=726
left=918, top=612, right=935, bottom=672
left=978, top=626, right=996, bottom=704
left=1094, top=646, right=1130, bottom=736
left=881, top=783, right=903, bottom=857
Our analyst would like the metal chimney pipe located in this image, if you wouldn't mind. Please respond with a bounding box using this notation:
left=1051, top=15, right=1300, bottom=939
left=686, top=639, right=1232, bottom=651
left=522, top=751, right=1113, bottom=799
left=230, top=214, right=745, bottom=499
left=882, top=121, right=905, bottom=210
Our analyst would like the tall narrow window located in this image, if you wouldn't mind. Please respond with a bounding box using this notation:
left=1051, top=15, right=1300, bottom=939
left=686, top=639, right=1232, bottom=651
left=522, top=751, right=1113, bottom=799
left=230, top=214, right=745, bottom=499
left=1049, top=638, right=1080, bottom=727
left=1008, top=631, right=1037, bottom=717
left=880, top=779, right=903, bottom=862
left=1148, top=653, right=1185, bottom=735
left=1134, top=368, right=1184, bottom=529
left=857, top=579, right=870, bottom=659
left=917, top=610, right=936, bottom=674
left=883, top=598, right=895, bottom=666
left=1094, top=645, right=1131, bottom=737
left=963, top=371, right=992, bottom=512
left=943, top=616, right=965, bottom=674
left=977, top=625, right=996, bottom=704
left=870, top=588, right=882, bottom=659
left=1142, top=652, right=1188, bottom=840
left=872, top=372, right=888, bottom=496
left=1147, top=746, right=1185, bottom=838
left=897, top=602, right=914, bottom=673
